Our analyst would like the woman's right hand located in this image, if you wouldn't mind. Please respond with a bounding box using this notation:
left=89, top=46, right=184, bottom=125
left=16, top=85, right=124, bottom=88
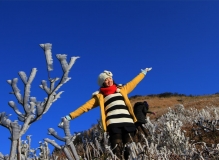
left=58, top=115, right=71, bottom=126
left=65, top=115, right=72, bottom=121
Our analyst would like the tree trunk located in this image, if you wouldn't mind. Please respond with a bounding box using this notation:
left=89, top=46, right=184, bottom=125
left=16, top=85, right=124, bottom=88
left=17, top=138, right=21, bottom=160
left=9, top=140, right=17, bottom=160
left=69, top=143, right=79, bottom=160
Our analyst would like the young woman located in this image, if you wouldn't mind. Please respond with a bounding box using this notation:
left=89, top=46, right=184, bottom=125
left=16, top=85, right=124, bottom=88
left=63, top=68, right=152, bottom=159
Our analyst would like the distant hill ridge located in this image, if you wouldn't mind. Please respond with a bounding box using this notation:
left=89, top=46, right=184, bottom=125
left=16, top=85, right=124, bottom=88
left=130, top=92, right=219, bottom=119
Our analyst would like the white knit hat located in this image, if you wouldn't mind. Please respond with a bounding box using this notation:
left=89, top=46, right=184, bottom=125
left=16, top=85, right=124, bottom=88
left=97, top=70, right=113, bottom=87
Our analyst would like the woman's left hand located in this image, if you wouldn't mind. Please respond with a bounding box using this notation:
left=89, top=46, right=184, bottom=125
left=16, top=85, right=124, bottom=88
left=145, top=67, right=152, bottom=72
left=141, top=67, right=152, bottom=75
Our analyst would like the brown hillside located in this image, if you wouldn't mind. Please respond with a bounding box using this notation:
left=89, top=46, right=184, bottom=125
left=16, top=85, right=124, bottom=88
left=130, top=94, right=219, bottom=120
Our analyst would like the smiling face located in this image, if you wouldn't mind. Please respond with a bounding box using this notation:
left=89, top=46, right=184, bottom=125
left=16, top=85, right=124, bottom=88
left=103, top=77, right=113, bottom=87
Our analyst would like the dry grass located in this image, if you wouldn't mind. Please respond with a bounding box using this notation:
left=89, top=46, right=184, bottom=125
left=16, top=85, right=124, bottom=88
left=131, top=93, right=219, bottom=147
left=130, top=94, right=219, bottom=120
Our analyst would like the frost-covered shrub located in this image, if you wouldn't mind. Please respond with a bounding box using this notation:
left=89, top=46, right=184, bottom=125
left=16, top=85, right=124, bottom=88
left=49, top=104, right=219, bottom=160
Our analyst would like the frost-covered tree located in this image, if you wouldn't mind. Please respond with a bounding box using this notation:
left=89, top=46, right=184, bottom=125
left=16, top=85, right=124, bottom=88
left=45, top=118, right=80, bottom=160
left=0, top=43, right=79, bottom=160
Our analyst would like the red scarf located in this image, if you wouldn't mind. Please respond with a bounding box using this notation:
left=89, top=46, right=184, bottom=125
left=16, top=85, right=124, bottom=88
left=100, top=84, right=117, bottom=96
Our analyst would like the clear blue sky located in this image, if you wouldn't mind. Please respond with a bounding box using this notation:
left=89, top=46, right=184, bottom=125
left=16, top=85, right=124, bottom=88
left=0, top=0, right=219, bottom=155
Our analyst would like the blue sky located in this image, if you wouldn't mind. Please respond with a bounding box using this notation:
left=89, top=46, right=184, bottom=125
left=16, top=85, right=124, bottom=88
left=0, top=0, right=219, bottom=155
